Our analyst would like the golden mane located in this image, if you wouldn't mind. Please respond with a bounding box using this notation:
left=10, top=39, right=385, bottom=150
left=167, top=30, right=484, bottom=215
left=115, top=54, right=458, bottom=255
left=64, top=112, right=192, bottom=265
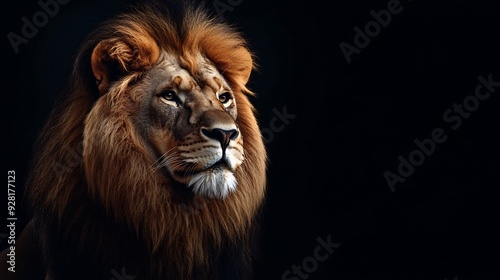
left=25, top=2, right=266, bottom=279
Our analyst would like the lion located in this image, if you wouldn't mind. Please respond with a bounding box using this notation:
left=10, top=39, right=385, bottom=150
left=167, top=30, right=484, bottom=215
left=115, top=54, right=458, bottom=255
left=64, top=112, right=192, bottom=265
left=0, top=2, right=267, bottom=280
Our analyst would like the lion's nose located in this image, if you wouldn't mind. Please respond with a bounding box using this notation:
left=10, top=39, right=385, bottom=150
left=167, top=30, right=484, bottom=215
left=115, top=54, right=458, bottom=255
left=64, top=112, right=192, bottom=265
left=202, top=128, right=239, bottom=151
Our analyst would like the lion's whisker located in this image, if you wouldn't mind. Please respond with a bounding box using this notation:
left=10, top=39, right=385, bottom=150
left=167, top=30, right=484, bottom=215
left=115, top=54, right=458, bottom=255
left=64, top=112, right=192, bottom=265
left=150, top=146, right=178, bottom=169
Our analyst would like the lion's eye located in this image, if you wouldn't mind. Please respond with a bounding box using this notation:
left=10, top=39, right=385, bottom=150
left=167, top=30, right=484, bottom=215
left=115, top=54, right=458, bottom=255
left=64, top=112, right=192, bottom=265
left=218, top=92, right=232, bottom=106
left=159, top=90, right=178, bottom=103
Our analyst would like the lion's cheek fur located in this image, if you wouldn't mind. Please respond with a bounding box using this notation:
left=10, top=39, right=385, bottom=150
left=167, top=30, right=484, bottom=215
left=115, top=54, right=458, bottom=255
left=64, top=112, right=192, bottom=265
left=82, top=95, right=161, bottom=228
left=234, top=92, right=268, bottom=202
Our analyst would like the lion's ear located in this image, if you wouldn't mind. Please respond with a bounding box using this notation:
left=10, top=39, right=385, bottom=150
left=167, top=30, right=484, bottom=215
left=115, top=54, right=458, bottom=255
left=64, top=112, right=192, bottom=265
left=207, top=44, right=254, bottom=88
left=91, top=34, right=160, bottom=94
left=233, top=46, right=254, bottom=86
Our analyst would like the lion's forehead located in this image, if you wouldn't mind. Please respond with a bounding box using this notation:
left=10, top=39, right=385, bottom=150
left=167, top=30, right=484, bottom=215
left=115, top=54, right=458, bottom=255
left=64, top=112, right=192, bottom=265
left=154, top=51, right=229, bottom=94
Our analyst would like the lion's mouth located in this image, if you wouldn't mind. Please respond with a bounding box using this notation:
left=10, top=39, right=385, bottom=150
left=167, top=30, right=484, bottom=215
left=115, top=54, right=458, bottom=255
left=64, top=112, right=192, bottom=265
left=173, top=158, right=230, bottom=177
left=208, top=159, right=230, bottom=170
left=168, top=158, right=237, bottom=199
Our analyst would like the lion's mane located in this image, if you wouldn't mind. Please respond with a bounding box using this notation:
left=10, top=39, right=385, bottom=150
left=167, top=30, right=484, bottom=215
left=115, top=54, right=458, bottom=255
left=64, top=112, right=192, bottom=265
left=25, top=2, right=267, bottom=279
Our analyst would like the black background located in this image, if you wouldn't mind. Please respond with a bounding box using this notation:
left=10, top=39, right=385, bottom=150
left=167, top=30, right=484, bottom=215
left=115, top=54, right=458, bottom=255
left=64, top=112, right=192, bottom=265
left=1, top=0, right=497, bottom=279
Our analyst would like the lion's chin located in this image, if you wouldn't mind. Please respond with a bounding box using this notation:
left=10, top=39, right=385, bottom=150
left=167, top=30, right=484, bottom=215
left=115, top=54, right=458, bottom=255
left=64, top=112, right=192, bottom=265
left=187, top=167, right=237, bottom=199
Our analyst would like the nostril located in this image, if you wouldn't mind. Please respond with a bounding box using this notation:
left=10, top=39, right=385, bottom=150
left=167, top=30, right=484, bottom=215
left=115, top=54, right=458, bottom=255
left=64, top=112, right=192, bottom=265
left=228, top=129, right=239, bottom=140
left=202, top=128, right=238, bottom=150
left=201, top=128, right=216, bottom=139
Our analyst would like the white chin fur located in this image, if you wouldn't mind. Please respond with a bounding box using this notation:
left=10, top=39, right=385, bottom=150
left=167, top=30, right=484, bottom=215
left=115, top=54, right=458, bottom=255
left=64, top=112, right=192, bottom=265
left=188, top=168, right=237, bottom=199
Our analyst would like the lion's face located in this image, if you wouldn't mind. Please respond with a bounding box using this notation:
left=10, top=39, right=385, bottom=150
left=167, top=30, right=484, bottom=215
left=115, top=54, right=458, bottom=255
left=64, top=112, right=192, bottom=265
left=134, top=52, right=244, bottom=198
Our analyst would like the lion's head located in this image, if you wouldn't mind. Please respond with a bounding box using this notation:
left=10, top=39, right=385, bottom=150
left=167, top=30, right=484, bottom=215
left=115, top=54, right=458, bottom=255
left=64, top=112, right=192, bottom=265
left=88, top=32, right=249, bottom=199
left=26, top=3, right=266, bottom=279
